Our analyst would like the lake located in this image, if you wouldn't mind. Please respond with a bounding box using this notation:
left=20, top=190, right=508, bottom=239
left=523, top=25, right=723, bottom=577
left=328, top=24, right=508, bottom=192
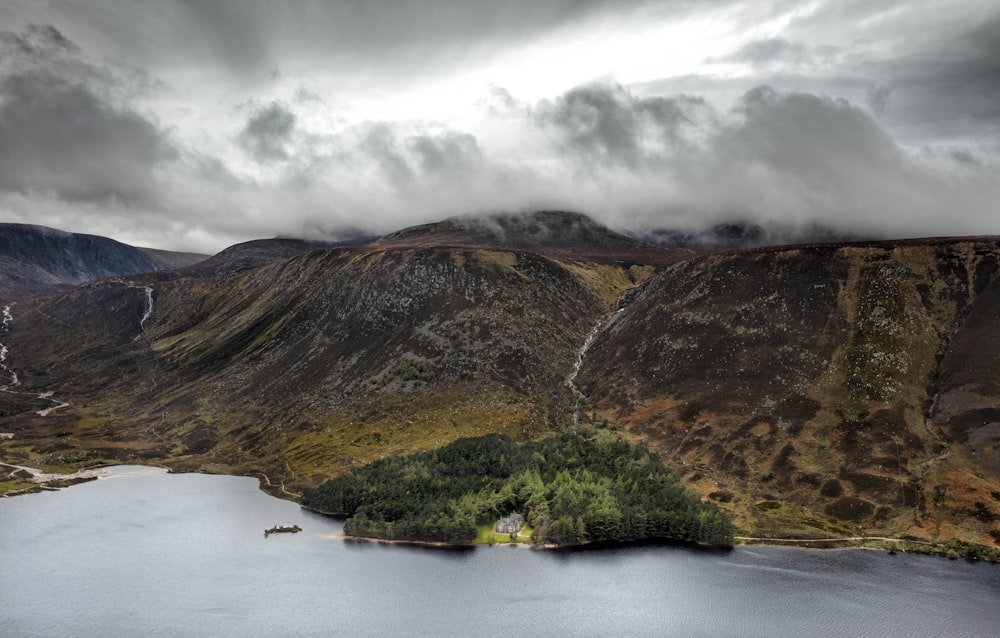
left=2, top=466, right=999, bottom=637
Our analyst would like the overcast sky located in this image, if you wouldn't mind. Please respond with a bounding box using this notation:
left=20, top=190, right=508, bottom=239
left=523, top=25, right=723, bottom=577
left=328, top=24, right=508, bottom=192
left=0, top=1, right=997, bottom=253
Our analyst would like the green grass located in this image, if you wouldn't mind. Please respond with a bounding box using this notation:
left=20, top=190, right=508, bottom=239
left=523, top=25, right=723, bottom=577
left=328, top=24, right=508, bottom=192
left=0, top=476, right=39, bottom=496
left=476, top=522, right=535, bottom=545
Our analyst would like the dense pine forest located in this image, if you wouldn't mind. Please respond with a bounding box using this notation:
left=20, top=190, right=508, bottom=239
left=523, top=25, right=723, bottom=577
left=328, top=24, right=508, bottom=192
left=301, top=431, right=734, bottom=547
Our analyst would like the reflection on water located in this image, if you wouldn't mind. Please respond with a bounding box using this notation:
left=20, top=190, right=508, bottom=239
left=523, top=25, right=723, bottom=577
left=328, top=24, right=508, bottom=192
left=2, top=466, right=999, bottom=637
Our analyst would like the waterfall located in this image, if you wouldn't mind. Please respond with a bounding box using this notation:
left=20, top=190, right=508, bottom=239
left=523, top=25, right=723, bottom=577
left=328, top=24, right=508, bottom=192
left=140, top=286, right=154, bottom=332
left=565, top=308, right=625, bottom=425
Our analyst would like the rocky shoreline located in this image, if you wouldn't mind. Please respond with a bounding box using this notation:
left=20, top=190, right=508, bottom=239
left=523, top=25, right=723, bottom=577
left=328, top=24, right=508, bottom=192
left=0, top=462, right=105, bottom=496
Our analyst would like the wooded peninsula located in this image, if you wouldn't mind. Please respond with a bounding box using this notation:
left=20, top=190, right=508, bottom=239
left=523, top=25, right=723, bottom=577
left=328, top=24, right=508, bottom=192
left=301, top=431, right=734, bottom=547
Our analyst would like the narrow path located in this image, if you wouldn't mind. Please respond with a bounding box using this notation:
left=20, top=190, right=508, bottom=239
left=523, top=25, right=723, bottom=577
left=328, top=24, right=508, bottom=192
left=259, top=471, right=301, bottom=499
left=36, top=400, right=71, bottom=417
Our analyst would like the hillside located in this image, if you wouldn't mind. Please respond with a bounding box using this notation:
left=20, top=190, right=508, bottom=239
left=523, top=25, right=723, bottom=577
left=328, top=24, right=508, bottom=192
left=0, top=216, right=999, bottom=552
left=0, top=238, right=648, bottom=486
left=578, top=238, right=1000, bottom=545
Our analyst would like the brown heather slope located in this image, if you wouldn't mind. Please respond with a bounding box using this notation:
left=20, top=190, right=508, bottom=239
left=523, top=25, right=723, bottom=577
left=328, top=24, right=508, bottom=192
left=0, top=243, right=647, bottom=491
left=578, top=238, right=1000, bottom=547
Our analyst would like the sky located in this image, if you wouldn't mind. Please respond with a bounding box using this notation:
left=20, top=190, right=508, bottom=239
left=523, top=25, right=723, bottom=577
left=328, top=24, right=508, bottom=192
left=0, top=1, right=997, bottom=253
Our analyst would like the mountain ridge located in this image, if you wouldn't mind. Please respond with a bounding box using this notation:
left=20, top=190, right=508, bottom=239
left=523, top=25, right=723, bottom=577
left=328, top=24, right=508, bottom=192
left=0, top=223, right=207, bottom=298
left=1, top=213, right=999, bottom=553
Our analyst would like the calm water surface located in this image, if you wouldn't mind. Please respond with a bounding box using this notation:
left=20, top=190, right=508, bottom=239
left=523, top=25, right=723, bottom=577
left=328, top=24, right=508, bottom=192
left=1, top=466, right=998, bottom=637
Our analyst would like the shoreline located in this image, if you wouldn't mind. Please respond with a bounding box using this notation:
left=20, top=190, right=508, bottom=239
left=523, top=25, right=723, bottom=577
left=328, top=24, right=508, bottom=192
left=6, top=462, right=999, bottom=562
left=334, top=531, right=1000, bottom=561
left=1, top=462, right=107, bottom=496
left=337, top=531, right=558, bottom=550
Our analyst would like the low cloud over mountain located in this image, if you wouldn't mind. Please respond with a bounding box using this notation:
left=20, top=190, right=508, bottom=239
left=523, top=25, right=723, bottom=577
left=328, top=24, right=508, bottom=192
left=0, top=2, right=996, bottom=252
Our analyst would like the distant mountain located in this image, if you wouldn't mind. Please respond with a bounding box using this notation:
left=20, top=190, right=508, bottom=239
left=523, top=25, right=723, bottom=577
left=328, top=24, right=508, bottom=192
left=643, top=220, right=863, bottom=248
left=378, top=212, right=859, bottom=263
left=139, top=246, right=210, bottom=271
left=376, top=210, right=691, bottom=265
left=0, top=224, right=206, bottom=298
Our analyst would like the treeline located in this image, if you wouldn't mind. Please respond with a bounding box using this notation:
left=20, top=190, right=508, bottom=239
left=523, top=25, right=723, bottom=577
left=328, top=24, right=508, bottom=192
left=301, top=431, right=734, bottom=547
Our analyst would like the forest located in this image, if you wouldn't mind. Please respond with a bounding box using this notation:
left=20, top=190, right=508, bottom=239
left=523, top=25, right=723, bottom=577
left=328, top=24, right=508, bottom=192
left=301, top=430, right=734, bottom=547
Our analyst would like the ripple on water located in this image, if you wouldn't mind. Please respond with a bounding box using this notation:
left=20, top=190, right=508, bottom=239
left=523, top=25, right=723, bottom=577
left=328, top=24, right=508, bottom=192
left=1, top=466, right=999, bottom=638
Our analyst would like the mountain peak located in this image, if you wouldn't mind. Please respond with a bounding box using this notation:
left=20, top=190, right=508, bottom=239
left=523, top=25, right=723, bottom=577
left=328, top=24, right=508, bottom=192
left=374, top=210, right=659, bottom=262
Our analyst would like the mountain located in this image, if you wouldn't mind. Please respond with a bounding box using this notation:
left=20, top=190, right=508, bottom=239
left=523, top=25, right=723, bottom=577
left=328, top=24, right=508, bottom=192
left=1, top=214, right=999, bottom=553
left=0, top=224, right=207, bottom=298
left=376, top=210, right=694, bottom=265
left=0, top=240, right=640, bottom=481
left=139, top=246, right=210, bottom=271
left=578, top=237, right=1000, bottom=544
left=643, top=220, right=863, bottom=249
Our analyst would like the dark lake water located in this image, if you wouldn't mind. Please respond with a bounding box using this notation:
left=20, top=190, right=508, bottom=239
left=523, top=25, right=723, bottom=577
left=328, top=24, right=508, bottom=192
left=2, top=466, right=999, bottom=637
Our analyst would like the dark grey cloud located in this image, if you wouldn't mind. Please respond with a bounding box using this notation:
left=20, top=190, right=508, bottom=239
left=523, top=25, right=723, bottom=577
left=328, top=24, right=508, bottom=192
left=718, top=5, right=1000, bottom=149
left=865, top=84, right=891, bottom=116
left=0, top=3, right=997, bottom=252
left=0, top=23, right=78, bottom=58
left=538, top=84, right=646, bottom=167
left=721, top=85, right=900, bottom=186
left=879, top=13, right=1000, bottom=141
left=407, top=131, right=483, bottom=175
left=0, top=70, right=170, bottom=204
left=0, top=25, right=175, bottom=206
left=174, top=80, right=1000, bottom=244
left=709, top=37, right=829, bottom=67
left=361, top=124, right=415, bottom=185
left=172, top=0, right=273, bottom=74
left=537, top=83, right=709, bottom=168
left=730, top=38, right=799, bottom=64
left=239, top=101, right=296, bottom=162
left=514, top=81, right=996, bottom=237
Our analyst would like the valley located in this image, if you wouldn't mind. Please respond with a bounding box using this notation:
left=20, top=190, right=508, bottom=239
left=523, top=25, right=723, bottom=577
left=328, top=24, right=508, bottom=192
left=1, top=213, right=999, bottom=556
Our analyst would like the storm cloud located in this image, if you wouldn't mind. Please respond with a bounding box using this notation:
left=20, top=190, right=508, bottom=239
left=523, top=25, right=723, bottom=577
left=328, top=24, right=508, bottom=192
left=239, top=101, right=297, bottom=162
left=537, top=84, right=711, bottom=167
left=0, top=25, right=174, bottom=206
left=0, top=2, right=996, bottom=252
